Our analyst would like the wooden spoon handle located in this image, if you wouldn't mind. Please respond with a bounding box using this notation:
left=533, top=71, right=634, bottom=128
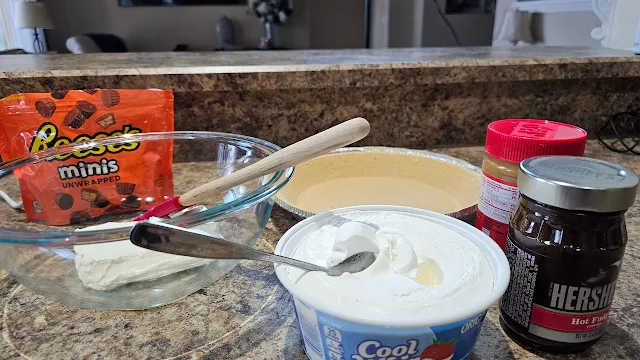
left=179, top=117, right=370, bottom=206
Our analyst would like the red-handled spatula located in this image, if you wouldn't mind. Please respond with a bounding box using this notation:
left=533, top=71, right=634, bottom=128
left=134, top=117, right=370, bottom=221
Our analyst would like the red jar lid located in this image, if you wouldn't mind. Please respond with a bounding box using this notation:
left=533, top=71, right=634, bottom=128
left=485, top=119, right=587, bottom=163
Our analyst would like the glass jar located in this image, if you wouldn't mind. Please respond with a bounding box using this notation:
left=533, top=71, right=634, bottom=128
left=499, top=156, right=638, bottom=353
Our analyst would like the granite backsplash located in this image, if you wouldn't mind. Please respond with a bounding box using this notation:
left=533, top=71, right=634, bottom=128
left=2, top=48, right=640, bottom=151
left=173, top=77, right=640, bottom=149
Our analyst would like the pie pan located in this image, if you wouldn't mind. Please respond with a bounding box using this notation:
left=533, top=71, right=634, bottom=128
left=274, top=147, right=481, bottom=222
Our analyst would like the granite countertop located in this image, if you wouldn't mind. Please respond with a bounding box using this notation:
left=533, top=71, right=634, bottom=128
left=1, top=47, right=640, bottom=93
left=1, top=140, right=640, bottom=359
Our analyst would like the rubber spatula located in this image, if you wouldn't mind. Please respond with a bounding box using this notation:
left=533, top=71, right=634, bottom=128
left=134, top=117, right=370, bottom=221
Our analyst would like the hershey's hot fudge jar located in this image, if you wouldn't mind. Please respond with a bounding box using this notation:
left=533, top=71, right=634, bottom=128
left=499, top=156, right=639, bottom=353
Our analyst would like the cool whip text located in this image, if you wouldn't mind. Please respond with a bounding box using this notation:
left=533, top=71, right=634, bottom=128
left=351, top=340, right=419, bottom=360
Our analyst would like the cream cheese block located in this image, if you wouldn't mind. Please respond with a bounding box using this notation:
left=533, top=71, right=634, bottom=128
left=74, top=215, right=216, bottom=291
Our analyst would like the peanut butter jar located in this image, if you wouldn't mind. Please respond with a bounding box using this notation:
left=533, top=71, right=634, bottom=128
left=476, top=120, right=587, bottom=250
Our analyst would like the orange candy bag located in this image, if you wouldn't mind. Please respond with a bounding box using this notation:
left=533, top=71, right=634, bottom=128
left=0, top=89, right=175, bottom=225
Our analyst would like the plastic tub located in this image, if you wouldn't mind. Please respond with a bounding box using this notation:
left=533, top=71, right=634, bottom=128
left=274, top=205, right=509, bottom=360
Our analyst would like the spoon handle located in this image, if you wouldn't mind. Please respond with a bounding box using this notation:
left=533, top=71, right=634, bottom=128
left=130, top=222, right=327, bottom=273
left=178, top=117, right=370, bottom=206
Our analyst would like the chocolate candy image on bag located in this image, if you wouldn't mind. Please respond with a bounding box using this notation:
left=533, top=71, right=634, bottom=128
left=51, top=90, right=69, bottom=99
left=35, top=98, right=56, bottom=118
left=76, top=100, right=97, bottom=119
left=0, top=90, right=175, bottom=225
left=54, top=193, right=74, bottom=210
left=96, top=113, right=116, bottom=129
left=121, top=195, right=141, bottom=208
left=69, top=210, right=91, bottom=224
left=102, top=89, right=121, bottom=108
left=64, top=107, right=86, bottom=129
left=116, top=182, right=136, bottom=195
left=81, top=189, right=110, bottom=209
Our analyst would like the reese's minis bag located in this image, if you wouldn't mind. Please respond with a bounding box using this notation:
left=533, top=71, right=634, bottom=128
left=0, top=89, right=174, bottom=225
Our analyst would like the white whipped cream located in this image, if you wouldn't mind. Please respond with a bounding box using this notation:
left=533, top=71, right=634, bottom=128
left=326, top=222, right=420, bottom=279
left=287, top=212, right=494, bottom=318
left=74, top=207, right=214, bottom=291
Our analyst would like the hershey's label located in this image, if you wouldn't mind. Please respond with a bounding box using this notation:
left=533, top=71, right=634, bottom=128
left=549, top=281, right=616, bottom=312
left=500, top=234, right=623, bottom=344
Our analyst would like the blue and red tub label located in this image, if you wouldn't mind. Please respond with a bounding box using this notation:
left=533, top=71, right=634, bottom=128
left=292, top=298, right=487, bottom=360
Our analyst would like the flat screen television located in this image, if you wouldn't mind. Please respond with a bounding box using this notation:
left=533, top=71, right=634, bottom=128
left=119, top=0, right=245, bottom=6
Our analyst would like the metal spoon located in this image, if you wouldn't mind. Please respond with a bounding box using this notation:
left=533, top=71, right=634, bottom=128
left=129, top=222, right=377, bottom=276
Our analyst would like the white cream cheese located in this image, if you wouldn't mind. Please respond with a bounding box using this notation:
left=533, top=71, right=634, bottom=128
left=287, top=212, right=494, bottom=318
left=74, top=210, right=215, bottom=291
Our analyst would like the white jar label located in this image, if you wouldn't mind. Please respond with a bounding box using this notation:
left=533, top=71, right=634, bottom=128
left=476, top=171, right=519, bottom=250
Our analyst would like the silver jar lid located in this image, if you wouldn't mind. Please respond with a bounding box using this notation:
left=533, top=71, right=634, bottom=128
left=518, top=156, right=639, bottom=213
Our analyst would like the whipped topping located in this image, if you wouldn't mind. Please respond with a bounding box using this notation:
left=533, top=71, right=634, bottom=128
left=287, top=212, right=494, bottom=319
left=74, top=207, right=214, bottom=291
left=327, top=221, right=421, bottom=280
left=327, top=222, right=379, bottom=267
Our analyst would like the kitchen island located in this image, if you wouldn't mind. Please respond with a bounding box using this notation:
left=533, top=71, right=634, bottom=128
left=2, top=47, right=639, bottom=91
left=1, top=47, right=640, bottom=148
left=0, top=140, right=638, bottom=360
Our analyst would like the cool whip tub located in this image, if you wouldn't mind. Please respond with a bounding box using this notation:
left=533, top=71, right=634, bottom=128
left=275, top=205, right=509, bottom=360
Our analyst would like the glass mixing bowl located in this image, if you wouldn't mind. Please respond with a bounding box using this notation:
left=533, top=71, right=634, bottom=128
left=0, top=132, right=293, bottom=310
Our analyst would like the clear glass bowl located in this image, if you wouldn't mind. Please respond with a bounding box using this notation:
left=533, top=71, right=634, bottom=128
left=0, top=132, right=293, bottom=310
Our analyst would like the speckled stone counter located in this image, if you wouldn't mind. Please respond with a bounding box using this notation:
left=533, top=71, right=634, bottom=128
left=0, top=47, right=638, bottom=91
left=2, top=47, right=640, bottom=148
left=1, top=140, right=639, bottom=359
